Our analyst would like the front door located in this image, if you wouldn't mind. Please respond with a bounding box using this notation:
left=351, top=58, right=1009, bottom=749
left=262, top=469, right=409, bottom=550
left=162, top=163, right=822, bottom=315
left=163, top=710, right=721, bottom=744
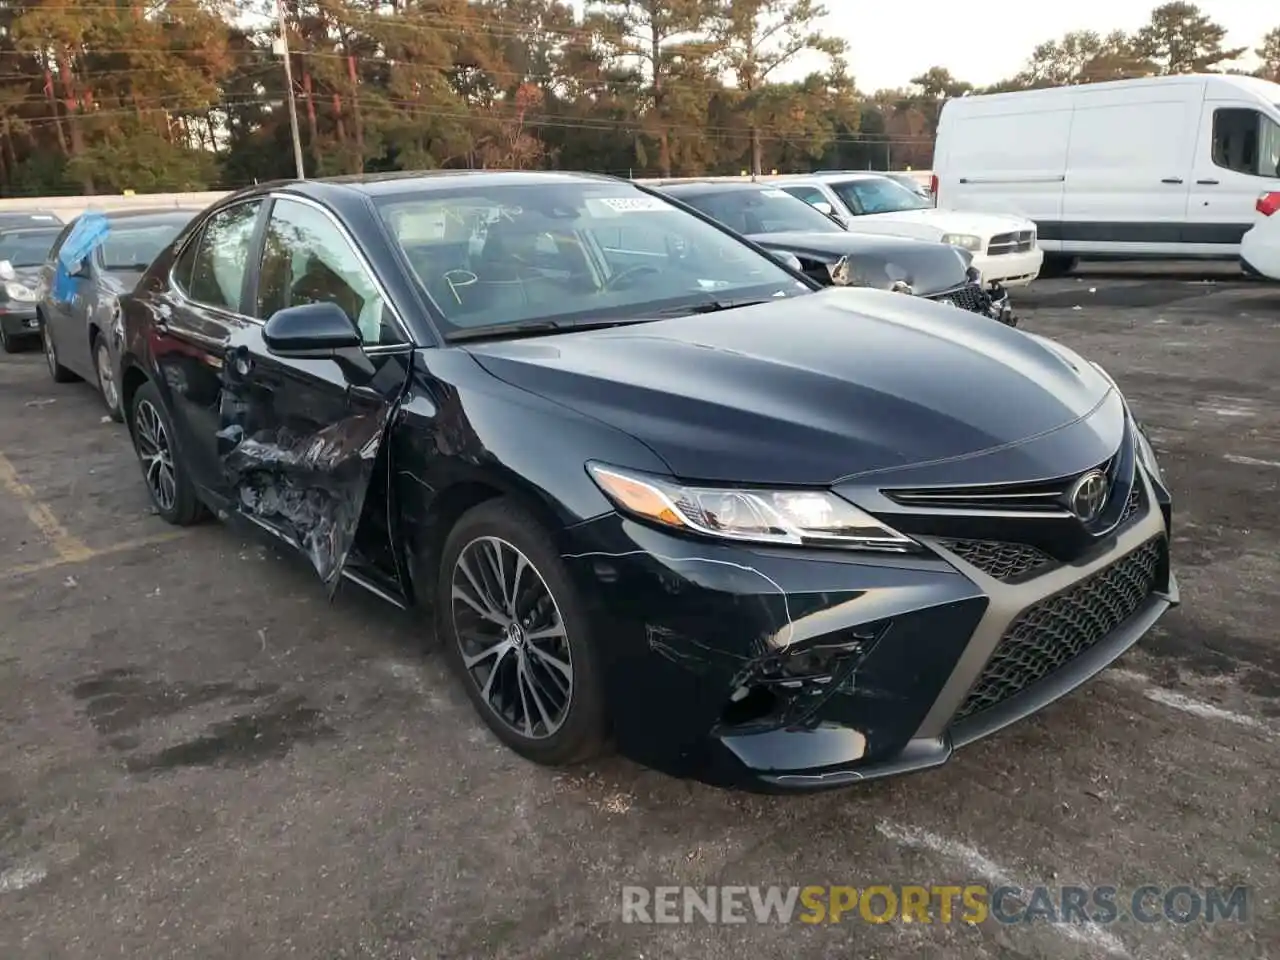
left=1185, top=102, right=1280, bottom=255
left=219, top=195, right=413, bottom=595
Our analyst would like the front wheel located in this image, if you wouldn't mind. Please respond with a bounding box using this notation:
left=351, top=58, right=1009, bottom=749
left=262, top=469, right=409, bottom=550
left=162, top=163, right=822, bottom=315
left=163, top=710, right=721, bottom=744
left=438, top=498, right=609, bottom=766
left=129, top=380, right=204, bottom=525
left=42, top=320, right=77, bottom=382
left=1039, top=255, right=1078, bottom=279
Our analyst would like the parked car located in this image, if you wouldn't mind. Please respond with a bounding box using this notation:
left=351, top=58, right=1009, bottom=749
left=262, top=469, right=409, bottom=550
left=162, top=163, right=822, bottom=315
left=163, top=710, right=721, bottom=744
left=0, top=210, right=62, bottom=229
left=771, top=172, right=1044, bottom=287
left=655, top=180, right=1013, bottom=324
left=932, top=73, right=1280, bottom=275
left=0, top=223, right=64, bottom=351
left=1240, top=189, right=1280, bottom=279
left=39, top=208, right=197, bottom=420
left=883, top=172, right=935, bottom=203
left=115, top=171, right=1176, bottom=791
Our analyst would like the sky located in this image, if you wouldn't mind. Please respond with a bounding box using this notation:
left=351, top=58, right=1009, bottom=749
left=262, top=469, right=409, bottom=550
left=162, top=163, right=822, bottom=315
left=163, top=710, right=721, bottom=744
left=816, top=0, right=1274, bottom=91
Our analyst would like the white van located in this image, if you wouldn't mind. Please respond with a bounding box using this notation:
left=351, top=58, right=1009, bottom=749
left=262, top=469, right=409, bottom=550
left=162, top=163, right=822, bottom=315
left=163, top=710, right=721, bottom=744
left=932, top=74, right=1280, bottom=274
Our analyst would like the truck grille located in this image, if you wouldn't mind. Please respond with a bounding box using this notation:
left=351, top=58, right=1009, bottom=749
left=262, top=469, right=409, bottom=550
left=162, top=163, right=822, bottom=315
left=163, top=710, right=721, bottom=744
left=953, top=537, right=1164, bottom=722
left=987, top=230, right=1035, bottom=255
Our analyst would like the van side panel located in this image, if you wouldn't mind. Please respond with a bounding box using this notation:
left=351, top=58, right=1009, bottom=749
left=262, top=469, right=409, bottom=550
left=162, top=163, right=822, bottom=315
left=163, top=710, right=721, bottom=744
left=933, top=99, right=1069, bottom=238
left=1049, top=84, right=1202, bottom=257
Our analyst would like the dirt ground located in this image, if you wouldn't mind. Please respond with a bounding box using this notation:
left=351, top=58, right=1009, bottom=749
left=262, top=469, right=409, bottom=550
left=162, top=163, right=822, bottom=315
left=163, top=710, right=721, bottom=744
left=0, top=263, right=1277, bottom=960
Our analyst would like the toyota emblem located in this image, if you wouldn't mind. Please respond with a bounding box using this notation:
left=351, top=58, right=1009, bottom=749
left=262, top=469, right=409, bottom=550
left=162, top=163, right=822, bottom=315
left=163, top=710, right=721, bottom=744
left=1067, top=469, right=1109, bottom=523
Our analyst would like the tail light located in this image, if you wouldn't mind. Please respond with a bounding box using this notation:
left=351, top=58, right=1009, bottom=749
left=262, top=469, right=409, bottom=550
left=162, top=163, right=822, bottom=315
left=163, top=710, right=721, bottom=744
left=1257, top=191, right=1280, bottom=217
left=930, top=173, right=939, bottom=200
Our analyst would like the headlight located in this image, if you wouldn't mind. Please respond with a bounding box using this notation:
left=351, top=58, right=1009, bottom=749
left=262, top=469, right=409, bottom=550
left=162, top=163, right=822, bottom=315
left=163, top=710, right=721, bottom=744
left=587, top=463, right=917, bottom=551
left=3, top=280, right=37, bottom=302
left=941, top=233, right=983, bottom=252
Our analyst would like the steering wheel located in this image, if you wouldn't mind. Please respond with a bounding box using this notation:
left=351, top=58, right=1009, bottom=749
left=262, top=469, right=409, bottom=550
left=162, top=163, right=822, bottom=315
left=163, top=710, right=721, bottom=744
left=601, top=263, right=661, bottom=291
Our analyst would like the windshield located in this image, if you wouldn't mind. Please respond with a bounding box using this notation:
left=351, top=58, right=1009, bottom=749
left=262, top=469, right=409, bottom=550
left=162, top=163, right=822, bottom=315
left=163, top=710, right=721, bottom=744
left=376, top=181, right=809, bottom=334
left=674, top=188, right=845, bottom=235
left=831, top=177, right=933, bottom=215
left=0, top=228, right=61, bottom=267
left=98, top=222, right=186, bottom=271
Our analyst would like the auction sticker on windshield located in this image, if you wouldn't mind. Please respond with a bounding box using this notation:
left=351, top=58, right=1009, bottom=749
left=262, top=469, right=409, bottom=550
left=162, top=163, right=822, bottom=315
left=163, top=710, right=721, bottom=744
left=588, top=196, right=670, bottom=214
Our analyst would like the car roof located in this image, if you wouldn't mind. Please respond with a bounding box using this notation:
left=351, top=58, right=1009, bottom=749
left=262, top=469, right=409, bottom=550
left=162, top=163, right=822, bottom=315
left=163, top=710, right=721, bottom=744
left=656, top=181, right=778, bottom=195
left=779, top=172, right=885, bottom=184
left=235, top=169, right=629, bottom=203
left=81, top=208, right=201, bottom=223
left=0, top=210, right=61, bottom=222
left=0, top=223, right=65, bottom=236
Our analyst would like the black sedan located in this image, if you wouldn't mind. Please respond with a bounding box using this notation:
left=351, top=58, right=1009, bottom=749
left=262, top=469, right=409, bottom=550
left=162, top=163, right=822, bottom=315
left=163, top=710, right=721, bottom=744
left=39, top=208, right=197, bottom=420
left=655, top=180, right=1013, bottom=324
left=0, top=223, right=63, bottom=351
left=115, top=171, right=1177, bottom=791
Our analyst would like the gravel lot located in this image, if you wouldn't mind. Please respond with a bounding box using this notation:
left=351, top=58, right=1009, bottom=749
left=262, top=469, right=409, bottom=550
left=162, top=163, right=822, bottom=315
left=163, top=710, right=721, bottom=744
left=1, top=263, right=1277, bottom=960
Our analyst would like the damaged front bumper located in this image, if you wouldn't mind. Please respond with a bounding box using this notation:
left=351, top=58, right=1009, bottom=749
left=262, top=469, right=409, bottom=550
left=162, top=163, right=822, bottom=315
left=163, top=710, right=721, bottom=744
left=562, top=481, right=1175, bottom=792
left=926, top=280, right=1017, bottom=326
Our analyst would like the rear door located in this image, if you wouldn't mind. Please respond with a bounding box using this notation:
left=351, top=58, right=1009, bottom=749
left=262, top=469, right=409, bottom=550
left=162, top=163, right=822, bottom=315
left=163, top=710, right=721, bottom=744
left=220, top=194, right=414, bottom=595
left=1186, top=101, right=1280, bottom=254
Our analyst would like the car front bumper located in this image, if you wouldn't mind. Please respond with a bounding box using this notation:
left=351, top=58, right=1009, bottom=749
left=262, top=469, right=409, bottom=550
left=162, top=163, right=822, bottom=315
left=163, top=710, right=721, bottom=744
left=0, top=305, right=40, bottom=338
left=562, top=461, right=1175, bottom=792
left=971, top=247, right=1044, bottom=287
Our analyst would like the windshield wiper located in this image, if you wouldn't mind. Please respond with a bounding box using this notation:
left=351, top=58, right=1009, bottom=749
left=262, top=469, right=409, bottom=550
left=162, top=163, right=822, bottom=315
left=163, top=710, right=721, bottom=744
left=447, top=317, right=653, bottom=343
left=654, top=297, right=777, bottom=317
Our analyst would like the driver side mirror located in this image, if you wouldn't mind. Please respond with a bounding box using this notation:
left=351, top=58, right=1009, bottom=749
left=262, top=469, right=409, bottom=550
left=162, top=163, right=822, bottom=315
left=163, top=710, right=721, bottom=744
left=262, top=301, right=376, bottom=384
left=264, top=301, right=362, bottom=356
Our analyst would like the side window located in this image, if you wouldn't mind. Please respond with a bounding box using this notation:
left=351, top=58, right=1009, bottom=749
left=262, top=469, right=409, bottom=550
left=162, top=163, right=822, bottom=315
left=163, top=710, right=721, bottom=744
left=255, top=198, right=400, bottom=346
left=1212, top=108, right=1280, bottom=178
left=171, top=228, right=201, bottom=294
left=781, top=185, right=826, bottom=206
left=187, top=200, right=263, bottom=311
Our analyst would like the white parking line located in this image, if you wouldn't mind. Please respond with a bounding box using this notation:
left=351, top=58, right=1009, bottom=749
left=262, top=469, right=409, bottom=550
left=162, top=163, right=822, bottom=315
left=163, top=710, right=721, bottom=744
left=875, top=821, right=1130, bottom=957
left=1224, top=453, right=1280, bottom=469
left=1105, top=668, right=1269, bottom=733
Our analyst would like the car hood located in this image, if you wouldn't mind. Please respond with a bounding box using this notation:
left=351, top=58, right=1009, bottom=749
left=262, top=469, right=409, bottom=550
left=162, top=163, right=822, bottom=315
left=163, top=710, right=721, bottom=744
left=463, top=288, right=1114, bottom=486
left=856, top=208, right=1033, bottom=239
left=5, top=265, right=43, bottom=288
left=747, top=231, right=971, bottom=295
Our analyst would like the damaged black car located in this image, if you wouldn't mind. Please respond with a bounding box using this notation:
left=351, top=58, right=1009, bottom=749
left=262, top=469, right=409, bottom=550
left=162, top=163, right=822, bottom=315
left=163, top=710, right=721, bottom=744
left=654, top=180, right=1015, bottom=325
left=117, top=171, right=1177, bottom=791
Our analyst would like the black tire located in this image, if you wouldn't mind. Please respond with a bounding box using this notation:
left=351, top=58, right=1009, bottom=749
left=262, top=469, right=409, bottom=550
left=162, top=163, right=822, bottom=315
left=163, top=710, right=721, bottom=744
left=129, top=379, right=205, bottom=525
left=0, top=326, right=19, bottom=354
left=1039, top=255, right=1078, bottom=279
left=41, top=319, right=77, bottom=382
left=93, top=334, right=123, bottom=422
left=437, top=497, right=609, bottom=766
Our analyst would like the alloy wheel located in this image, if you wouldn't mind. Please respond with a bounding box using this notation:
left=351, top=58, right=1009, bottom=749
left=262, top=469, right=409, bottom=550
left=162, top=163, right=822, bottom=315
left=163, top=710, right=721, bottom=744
left=134, top=399, right=177, bottom=512
left=96, top=341, right=119, bottom=412
left=450, top=536, right=574, bottom=739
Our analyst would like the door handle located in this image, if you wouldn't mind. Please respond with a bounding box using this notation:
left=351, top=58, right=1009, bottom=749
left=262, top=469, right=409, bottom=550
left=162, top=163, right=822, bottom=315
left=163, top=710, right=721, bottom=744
left=1196, top=179, right=1219, bottom=185
left=1160, top=178, right=1184, bottom=184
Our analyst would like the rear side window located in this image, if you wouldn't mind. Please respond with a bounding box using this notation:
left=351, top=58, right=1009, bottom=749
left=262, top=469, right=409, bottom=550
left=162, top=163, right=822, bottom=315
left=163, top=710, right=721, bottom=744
left=183, top=200, right=263, bottom=312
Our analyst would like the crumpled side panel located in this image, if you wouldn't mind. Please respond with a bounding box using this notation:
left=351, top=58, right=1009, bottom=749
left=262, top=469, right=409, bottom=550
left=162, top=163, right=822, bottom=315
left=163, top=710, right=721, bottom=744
left=216, top=370, right=392, bottom=594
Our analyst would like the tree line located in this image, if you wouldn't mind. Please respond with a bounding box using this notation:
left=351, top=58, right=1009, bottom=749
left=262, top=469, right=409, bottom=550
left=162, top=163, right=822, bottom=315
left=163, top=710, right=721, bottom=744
left=0, top=0, right=1277, bottom=196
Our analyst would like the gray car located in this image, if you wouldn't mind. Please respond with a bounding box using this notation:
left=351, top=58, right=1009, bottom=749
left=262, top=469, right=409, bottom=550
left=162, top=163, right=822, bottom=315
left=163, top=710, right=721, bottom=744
left=0, top=223, right=64, bottom=351
left=39, top=209, right=197, bottom=420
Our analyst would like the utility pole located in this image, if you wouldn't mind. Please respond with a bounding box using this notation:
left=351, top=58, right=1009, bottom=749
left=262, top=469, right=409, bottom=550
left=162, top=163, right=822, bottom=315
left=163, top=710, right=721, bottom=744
left=274, top=0, right=306, bottom=180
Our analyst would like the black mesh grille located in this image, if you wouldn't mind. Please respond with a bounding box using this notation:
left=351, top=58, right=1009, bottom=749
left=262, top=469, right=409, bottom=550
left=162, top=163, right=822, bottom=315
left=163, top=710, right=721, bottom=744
left=927, top=283, right=988, bottom=315
left=953, top=537, right=1164, bottom=722
left=1118, top=484, right=1143, bottom=527
left=938, top=539, right=1055, bottom=582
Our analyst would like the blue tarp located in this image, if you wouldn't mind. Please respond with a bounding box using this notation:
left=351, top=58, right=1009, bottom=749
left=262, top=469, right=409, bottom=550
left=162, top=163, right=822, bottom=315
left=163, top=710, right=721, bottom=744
left=52, top=212, right=110, bottom=304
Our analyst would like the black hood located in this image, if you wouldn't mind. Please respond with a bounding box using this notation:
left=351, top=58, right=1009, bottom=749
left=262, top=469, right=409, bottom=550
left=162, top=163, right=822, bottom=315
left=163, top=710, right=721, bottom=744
left=464, top=288, right=1115, bottom=486
left=747, top=231, right=972, bottom=296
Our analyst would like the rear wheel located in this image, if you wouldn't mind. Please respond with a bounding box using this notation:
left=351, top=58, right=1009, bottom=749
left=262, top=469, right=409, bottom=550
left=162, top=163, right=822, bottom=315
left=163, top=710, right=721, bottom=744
left=438, top=498, right=609, bottom=766
left=93, top=335, right=123, bottom=422
left=42, top=320, right=77, bottom=382
left=130, top=380, right=204, bottom=525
